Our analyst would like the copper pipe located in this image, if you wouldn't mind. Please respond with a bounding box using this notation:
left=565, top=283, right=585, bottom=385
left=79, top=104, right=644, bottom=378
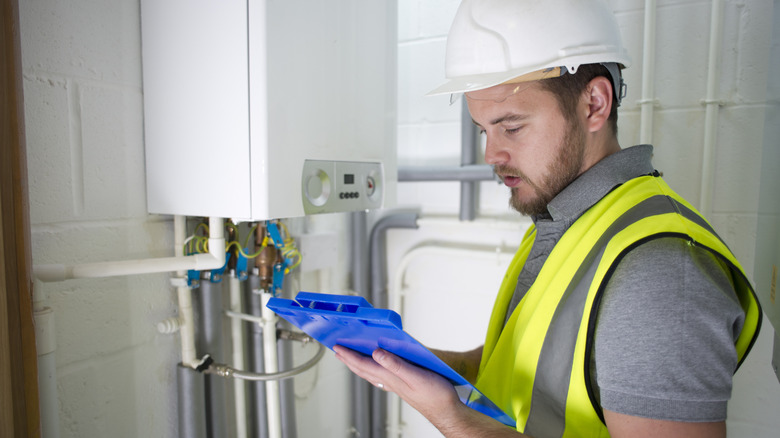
left=226, top=221, right=237, bottom=272
left=254, top=225, right=277, bottom=290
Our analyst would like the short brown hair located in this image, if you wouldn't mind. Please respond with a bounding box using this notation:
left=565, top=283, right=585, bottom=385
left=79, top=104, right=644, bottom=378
left=539, top=63, right=619, bottom=136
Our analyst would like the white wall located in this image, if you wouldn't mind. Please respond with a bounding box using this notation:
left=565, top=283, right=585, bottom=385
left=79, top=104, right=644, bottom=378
left=18, top=0, right=780, bottom=437
left=20, top=0, right=181, bottom=436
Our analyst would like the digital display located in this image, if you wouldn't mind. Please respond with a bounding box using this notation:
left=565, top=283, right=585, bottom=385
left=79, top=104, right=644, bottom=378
left=344, top=174, right=355, bottom=185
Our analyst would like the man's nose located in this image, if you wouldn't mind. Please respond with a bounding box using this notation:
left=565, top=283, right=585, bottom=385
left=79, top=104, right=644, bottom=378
left=483, top=135, right=510, bottom=166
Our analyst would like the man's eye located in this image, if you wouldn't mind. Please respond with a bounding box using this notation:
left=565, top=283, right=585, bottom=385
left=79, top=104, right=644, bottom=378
left=505, top=126, right=521, bottom=134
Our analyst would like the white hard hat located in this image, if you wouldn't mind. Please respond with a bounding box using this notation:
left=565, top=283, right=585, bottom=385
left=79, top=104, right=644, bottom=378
left=427, top=0, right=632, bottom=97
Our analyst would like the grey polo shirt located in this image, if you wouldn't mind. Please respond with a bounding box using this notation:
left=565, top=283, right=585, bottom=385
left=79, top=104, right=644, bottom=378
left=504, top=144, right=745, bottom=422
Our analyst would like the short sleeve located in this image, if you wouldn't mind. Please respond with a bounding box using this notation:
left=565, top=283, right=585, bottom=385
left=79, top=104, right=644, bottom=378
left=592, top=237, right=745, bottom=422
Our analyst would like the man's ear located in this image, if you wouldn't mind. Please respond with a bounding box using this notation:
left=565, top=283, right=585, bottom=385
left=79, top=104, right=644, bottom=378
left=584, top=76, right=614, bottom=133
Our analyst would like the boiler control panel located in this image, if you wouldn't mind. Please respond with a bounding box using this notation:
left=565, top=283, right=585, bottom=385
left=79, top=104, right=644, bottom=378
left=302, top=160, right=383, bottom=215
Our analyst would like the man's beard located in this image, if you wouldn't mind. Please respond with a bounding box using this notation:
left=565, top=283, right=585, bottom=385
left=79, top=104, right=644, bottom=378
left=498, top=120, right=586, bottom=217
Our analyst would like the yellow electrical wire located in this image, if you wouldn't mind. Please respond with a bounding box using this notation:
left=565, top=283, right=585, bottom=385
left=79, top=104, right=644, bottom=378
left=245, top=224, right=258, bottom=248
left=183, top=222, right=212, bottom=255
left=180, top=220, right=301, bottom=274
left=225, top=240, right=268, bottom=259
left=277, top=221, right=302, bottom=272
left=194, top=222, right=209, bottom=236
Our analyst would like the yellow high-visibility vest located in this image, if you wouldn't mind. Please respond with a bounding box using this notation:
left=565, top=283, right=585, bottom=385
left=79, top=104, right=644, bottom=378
left=476, top=174, right=762, bottom=438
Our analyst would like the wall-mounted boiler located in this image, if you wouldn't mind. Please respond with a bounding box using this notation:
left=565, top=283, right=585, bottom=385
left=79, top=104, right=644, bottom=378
left=140, top=0, right=397, bottom=220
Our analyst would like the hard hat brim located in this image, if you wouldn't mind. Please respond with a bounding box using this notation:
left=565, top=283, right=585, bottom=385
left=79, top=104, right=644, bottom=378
left=427, top=57, right=631, bottom=97
left=426, top=69, right=541, bottom=97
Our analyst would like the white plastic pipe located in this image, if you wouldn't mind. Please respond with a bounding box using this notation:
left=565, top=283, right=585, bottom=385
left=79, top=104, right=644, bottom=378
left=175, top=215, right=197, bottom=367
left=230, top=275, right=248, bottom=438
left=33, top=216, right=226, bottom=282
left=639, top=0, right=658, bottom=144
left=173, top=216, right=226, bottom=367
left=700, top=0, right=726, bottom=218
left=261, top=292, right=282, bottom=438
left=34, top=307, right=60, bottom=438
left=387, top=244, right=515, bottom=438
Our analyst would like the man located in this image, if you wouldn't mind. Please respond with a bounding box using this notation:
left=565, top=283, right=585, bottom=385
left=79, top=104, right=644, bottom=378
left=334, top=1, right=762, bottom=437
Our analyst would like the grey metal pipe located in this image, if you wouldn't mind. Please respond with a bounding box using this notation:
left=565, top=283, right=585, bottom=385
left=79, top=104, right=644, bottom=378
left=178, top=363, right=207, bottom=438
left=350, top=211, right=371, bottom=296
left=369, top=212, right=420, bottom=438
left=370, top=212, right=420, bottom=308
left=349, top=211, right=372, bottom=438
left=197, top=279, right=229, bottom=438
left=460, top=98, right=480, bottom=221
left=279, top=276, right=298, bottom=438
left=397, top=164, right=495, bottom=182
left=246, top=275, right=270, bottom=438
left=278, top=321, right=298, bottom=438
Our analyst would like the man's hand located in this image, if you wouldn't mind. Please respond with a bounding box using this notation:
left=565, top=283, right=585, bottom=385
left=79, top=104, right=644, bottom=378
left=333, top=346, right=461, bottom=423
left=429, top=345, right=484, bottom=384
left=333, top=346, right=523, bottom=437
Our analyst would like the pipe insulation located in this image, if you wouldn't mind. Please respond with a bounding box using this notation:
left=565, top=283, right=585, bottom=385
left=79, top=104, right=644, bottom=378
left=178, top=363, right=208, bottom=438
left=198, top=279, right=228, bottom=437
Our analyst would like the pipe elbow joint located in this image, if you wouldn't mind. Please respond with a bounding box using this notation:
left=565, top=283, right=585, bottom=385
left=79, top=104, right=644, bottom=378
left=34, top=264, right=70, bottom=283
left=192, top=238, right=227, bottom=271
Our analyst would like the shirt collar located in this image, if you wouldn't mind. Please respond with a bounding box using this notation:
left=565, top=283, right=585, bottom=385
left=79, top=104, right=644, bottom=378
left=539, top=144, right=656, bottom=224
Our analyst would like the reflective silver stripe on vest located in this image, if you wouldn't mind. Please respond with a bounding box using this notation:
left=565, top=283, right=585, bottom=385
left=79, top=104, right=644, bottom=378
left=524, top=194, right=696, bottom=438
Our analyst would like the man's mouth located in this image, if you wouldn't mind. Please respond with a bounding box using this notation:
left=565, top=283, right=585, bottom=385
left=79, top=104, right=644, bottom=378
left=499, top=174, right=523, bottom=188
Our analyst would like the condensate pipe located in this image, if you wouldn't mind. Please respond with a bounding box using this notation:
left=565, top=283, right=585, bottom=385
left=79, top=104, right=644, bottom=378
left=174, top=215, right=198, bottom=367
left=699, top=0, right=726, bottom=218
left=639, top=0, right=657, bottom=144
left=32, top=216, right=225, bottom=367
left=261, top=291, right=283, bottom=438
left=35, top=307, right=60, bottom=438
left=33, top=216, right=226, bottom=282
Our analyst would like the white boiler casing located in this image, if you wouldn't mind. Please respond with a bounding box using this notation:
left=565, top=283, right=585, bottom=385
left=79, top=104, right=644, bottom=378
left=140, top=0, right=397, bottom=220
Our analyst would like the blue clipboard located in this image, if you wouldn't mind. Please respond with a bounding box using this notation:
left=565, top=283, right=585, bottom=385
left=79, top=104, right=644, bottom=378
left=266, top=291, right=515, bottom=427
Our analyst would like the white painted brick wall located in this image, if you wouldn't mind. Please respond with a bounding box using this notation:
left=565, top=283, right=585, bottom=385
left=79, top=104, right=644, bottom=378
left=21, top=0, right=179, bottom=436
left=18, top=0, right=780, bottom=436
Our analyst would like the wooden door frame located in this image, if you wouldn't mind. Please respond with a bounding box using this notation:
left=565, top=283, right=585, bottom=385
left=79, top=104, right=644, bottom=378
left=1, top=0, right=41, bottom=436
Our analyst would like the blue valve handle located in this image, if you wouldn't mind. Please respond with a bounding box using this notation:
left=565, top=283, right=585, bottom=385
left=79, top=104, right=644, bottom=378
left=267, top=222, right=285, bottom=249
